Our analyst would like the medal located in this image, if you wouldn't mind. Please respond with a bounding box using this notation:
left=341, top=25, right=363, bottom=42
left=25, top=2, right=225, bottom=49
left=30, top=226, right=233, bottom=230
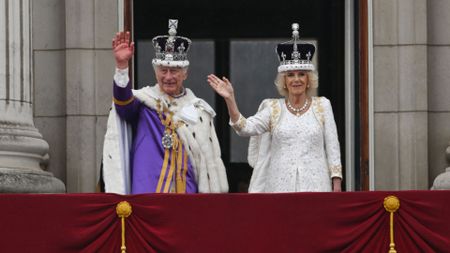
left=156, top=99, right=183, bottom=150
left=161, top=132, right=173, bottom=149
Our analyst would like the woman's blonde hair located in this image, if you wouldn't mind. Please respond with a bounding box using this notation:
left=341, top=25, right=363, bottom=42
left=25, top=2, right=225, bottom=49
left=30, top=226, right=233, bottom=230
left=274, top=71, right=318, bottom=97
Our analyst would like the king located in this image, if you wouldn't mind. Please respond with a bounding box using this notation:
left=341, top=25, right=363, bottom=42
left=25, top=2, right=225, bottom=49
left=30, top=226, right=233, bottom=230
left=101, top=19, right=229, bottom=194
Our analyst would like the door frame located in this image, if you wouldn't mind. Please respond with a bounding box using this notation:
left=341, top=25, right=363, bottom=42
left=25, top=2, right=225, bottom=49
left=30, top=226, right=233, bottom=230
left=120, top=0, right=373, bottom=191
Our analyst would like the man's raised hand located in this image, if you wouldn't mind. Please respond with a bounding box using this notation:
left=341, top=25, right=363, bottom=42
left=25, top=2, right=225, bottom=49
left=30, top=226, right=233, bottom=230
left=112, top=31, right=135, bottom=69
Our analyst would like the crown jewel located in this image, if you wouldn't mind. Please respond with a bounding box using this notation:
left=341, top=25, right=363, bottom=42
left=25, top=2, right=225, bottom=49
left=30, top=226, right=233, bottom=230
left=152, top=19, right=191, bottom=68
left=276, top=23, right=316, bottom=72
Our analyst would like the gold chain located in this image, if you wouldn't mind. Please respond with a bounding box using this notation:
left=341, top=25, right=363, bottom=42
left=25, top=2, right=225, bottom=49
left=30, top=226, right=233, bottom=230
left=156, top=99, right=185, bottom=150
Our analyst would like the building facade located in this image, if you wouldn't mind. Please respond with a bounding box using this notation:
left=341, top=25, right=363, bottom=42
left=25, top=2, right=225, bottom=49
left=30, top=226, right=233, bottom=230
left=1, top=0, right=449, bottom=192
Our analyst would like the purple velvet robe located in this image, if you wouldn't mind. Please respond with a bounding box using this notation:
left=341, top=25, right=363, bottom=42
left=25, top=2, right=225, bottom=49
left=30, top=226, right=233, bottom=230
left=113, top=82, right=198, bottom=193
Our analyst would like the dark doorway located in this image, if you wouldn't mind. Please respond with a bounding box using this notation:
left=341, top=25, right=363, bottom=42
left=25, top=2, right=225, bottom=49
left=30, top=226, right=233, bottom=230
left=133, top=0, right=346, bottom=192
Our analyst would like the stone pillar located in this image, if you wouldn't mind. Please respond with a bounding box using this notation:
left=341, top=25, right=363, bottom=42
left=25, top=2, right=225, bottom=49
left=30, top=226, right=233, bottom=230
left=64, top=0, right=117, bottom=192
left=373, top=0, right=428, bottom=190
left=0, top=0, right=65, bottom=192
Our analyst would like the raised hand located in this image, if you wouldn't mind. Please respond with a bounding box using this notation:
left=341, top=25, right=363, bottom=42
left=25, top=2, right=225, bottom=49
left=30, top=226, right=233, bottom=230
left=112, top=31, right=135, bottom=69
left=207, top=74, right=234, bottom=99
left=207, top=74, right=240, bottom=122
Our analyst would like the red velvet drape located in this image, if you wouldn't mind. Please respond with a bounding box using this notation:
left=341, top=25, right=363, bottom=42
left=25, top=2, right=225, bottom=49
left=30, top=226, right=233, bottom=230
left=1, top=191, right=449, bottom=252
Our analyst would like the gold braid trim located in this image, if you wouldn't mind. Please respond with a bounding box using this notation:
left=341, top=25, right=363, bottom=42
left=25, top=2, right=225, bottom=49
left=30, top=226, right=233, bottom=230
left=113, top=96, right=135, bottom=106
left=233, top=115, right=247, bottom=132
left=329, top=165, right=342, bottom=177
left=269, top=99, right=280, bottom=132
left=313, top=97, right=325, bottom=126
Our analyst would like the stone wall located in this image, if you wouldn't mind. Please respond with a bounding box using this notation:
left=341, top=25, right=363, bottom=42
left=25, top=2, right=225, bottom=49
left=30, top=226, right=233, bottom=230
left=32, top=0, right=118, bottom=192
left=28, top=0, right=450, bottom=192
left=373, top=0, right=428, bottom=190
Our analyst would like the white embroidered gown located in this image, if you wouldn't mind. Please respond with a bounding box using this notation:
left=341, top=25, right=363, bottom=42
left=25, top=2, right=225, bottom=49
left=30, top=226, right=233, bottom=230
left=231, top=97, right=342, bottom=192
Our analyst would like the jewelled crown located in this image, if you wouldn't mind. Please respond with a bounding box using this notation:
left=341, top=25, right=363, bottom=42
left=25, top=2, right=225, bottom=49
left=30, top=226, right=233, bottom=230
left=276, top=23, right=316, bottom=72
left=152, top=19, right=192, bottom=68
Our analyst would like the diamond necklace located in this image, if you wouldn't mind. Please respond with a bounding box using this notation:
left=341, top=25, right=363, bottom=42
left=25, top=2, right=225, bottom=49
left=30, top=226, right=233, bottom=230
left=286, top=98, right=309, bottom=116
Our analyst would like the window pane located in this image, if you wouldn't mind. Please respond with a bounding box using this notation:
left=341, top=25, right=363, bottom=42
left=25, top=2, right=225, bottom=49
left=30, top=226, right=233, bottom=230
left=229, top=40, right=280, bottom=163
left=229, top=39, right=318, bottom=163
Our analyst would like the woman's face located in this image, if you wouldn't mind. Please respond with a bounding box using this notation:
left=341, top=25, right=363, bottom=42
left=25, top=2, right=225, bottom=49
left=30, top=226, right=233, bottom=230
left=284, top=70, right=309, bottom=96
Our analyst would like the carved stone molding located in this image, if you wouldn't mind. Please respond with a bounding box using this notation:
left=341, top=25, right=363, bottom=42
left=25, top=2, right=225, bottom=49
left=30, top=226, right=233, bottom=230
left=0, top=0, right=64, bottom=193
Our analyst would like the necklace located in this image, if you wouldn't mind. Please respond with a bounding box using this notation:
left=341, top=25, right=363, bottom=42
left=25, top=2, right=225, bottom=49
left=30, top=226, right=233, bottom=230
left=286, top=98, right=309, bottom=116
left=169, top=87, right=186, bottom=99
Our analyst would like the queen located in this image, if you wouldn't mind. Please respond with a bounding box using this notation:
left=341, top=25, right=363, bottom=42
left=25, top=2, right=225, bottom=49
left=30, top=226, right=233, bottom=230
left=207, top=23, right=342, bottom=193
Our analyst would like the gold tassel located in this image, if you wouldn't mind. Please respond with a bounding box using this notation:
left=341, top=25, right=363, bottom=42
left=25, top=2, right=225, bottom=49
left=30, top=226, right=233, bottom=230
left=176, top=142, right=185, bottom=193
left=383, top=195, right=400, bottom=253
left=156, top=148, right=171, bottom=193
left=116, top=201, right=132, bottom=253
left=163, top=146, right=177, bottom=193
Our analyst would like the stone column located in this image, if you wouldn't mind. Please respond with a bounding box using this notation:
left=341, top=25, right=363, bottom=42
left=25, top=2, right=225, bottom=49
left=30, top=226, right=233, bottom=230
left=0, top=0, right=65, bottom=192
left=373, top=0, right=428, bottom=190
left=64, top=0, right=117, bottom=192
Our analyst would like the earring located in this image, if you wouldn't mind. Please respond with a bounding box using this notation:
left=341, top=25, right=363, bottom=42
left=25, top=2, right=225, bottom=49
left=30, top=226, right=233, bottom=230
left=283, top=85, right=287, bottom=88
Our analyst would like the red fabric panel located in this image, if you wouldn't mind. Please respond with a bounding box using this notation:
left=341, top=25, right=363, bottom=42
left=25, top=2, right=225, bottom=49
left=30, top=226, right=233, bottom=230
left=0, top=191, right=449, bottom=252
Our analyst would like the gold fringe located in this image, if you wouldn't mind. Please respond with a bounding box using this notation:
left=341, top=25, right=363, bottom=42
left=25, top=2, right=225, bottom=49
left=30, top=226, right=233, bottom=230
left=383, top=195, right=400, bottom=253
left=116, top=201, right=132, bottom=253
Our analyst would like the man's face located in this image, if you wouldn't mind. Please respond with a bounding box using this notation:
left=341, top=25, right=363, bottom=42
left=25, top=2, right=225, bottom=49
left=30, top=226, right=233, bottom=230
left=155, top=66, right=187, bottom=96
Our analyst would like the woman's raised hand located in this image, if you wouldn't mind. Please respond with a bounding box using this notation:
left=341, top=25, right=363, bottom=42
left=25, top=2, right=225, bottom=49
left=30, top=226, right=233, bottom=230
left=207, top=74, right=234, bottom=100
left=112, top=31, right=135, bottom=69
left=207, top=74, right=240, bottom=122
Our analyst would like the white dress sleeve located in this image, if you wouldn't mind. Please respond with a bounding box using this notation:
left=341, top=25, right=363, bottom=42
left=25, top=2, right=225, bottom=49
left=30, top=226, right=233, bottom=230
left=321, top=97, right=343, bottom=179
left=229, top=99, right=273, bottom=137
